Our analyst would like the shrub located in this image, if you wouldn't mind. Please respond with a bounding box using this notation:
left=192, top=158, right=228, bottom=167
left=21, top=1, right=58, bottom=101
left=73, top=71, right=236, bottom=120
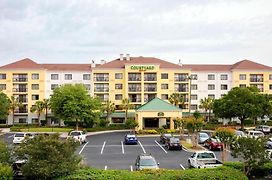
left=138, top=129, right=158, bottom=134
left=224, top=162, right=244, bottom=171
left=59, top=166, right=247, bottom=180
left=165, top=129, right=176, bottom=134
left=0, top=141, right=10, bottom=165
left=0, top=163, right=13, bottom=180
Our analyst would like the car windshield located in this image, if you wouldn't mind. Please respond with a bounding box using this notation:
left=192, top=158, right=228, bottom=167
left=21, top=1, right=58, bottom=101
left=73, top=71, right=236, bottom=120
left=140, top=157, right=157, bottom=166
left=170, top=138, right=179, bottom=143
left=197, top=152, right=215, bottom=159
left=15, top=133, right=25, bottom=137
left=127, top=135, right=136, bottom=138
left=70, top=132, right=81, bottom=136
left=200, top=133, right=209, bottom=138
left=164, top=134, right=172, bottom=137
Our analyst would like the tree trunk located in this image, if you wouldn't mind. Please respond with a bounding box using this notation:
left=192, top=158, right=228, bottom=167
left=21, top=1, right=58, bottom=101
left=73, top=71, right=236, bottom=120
left=221, top=143, right=226, bottom=162
left=76, top=118, right=78, bottom=131
left=38, top=113, right=41, bottom=126
left=208, top=109, right=211, bottom=122
left=45, top=108, right=50, bottom=127
left=125, top=109, right=128, bottom=122
left=240, top=118, right=245, bottom=130
left=12, top=110, right=15, bottom=126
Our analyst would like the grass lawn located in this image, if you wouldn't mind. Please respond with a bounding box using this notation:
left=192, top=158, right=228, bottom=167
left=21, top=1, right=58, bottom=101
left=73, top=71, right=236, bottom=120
left=16, top=127, right=73, bottom=132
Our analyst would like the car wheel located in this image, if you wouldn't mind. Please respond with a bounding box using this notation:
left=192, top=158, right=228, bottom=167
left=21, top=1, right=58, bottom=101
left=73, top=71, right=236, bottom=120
left=188, top=160, right=191, bottom=167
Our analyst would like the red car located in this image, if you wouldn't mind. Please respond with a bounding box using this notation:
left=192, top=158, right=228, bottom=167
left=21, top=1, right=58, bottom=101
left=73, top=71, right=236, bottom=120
left=203, top=138, right=223, bottom=151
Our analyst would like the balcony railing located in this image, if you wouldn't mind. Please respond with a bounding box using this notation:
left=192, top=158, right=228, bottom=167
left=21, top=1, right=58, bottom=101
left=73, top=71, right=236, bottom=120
left=144, top=87, right=157, bottom=92
left=94, top=77, right=109, bottom=81
left=13, top=78, right=28, bottom=82
left=144, top=77, right=157, bottom=81
left=14, top=109, right=28, bottom=113
left=175, top=88, right=189, bottom=92
left=174, top=77, right=187, bottom=82
left=94, top=88, right=109, bottom=92
left=128, top=87, right=141, bottom=92
left=13, top=88, right=28, bottom=92
left=128, top=77, right=141, bottom=81
left=19, top=99, right=28, bottom=103
left=250, top=78, right=263, bottom=82
left=130, top=98, right=141, bottom=102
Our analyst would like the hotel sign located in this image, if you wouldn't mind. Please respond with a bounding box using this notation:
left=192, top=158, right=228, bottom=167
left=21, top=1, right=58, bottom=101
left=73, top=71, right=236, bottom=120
left=130, top=65, right=155, bottom=71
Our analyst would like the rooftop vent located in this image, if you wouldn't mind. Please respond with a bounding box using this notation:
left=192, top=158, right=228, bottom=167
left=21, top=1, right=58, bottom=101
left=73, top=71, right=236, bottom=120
left=126, top=54, right=130, bottom=61
left=120, top=54, right=124, bottom=61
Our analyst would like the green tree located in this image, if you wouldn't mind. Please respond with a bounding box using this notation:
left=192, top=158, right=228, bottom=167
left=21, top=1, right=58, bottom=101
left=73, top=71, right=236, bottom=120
left=199, top=97, right=214, bottom=122
left=9, top=96, right=22, bottom=126
left=173, top=117, right=187, bottom=140
left=0, top=92, right=11, bottom=125
left=101, top=100, right=115, bottom=123
left=215, top=127, right=235, bottom=162
left=30, top=100, right=44, bottom=126
left=14, top=134, right=81, bottom=179
left=0, top=141, right=10, bottom=165
left=125, top=118, right=138, bottom=133
left=121, top=98, right=133, bottom=122
left=232, top=137, right=268, bottom=176
left=168, top=93, right=184, bottom=108
left=50, top=84, right=101, bottom=130
left=185, top=116, right=205, bottom=147
left=213, top=87, right=262, bottom=130
left=43, top=98, right=51, bottom=126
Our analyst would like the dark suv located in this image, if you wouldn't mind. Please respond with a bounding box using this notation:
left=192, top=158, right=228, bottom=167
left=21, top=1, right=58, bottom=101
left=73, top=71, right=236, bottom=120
left=160, top=133, right=173, bottom=144
left=135, top=154, right=159, bottom=170
left=165, top=137, right=182, bottom=150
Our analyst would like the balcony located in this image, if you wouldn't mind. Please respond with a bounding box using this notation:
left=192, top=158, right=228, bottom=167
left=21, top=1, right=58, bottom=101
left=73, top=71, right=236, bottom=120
left=174, top=77, right=187, bottom=82
left=175, top=88, right=189, bottom=92
left=94, top=77, right=109, bottom=82
left=13, top=78, right=28, bottom=82
left=94, top=88, right=109, bottom=92
left=130, top=98, right=141, bottom=103
left=19, top=98, right=28, bottom=103
left=144, top=74, right=157, bottom=81
left=128, top=77, right=141, bottom=81
left=128, top=87, right=141, bottom=92
left=144, top=87, right=157, bottom=92
left=13, top=88, right=28, bottom=92
left=14, top=109, right=28, bottom=114
left=250, top=78, right=263, bottom=82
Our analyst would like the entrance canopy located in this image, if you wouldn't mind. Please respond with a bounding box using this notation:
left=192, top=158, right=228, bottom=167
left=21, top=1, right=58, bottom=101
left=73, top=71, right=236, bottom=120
left=135, top=98, right=182, bottom=130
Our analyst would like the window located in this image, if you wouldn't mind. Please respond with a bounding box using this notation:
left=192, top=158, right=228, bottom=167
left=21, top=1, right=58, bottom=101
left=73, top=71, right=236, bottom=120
left=191, top=94, right=197, bottom=100
left=239, top=74, right=246, bottom=80
left=115, top=73, right=123, bottom=79
left=208, top=94, right=215, bottom=99
left=221, top=74, right=228, bottom=80
left=239, top=84, right=246, bottom=88
left=191, top=105, right=198, bottom=110
left=115, top=94, right=122, bottom=100
left=208, top=74, right=215, bottom=80
left=191, top=84, right=198, bottom=90
left=31, top=73, right=39, bottom=80
left=161, top=73, right=168, bottom=79
left=0, top=74, right=6, bottom=79
left=51, top=84, right=58, bottom=90
left=115, top=84, right=123, bottom=90
left=221, top=84, right=228, bottom=90
left=83, top=74, right=91, bottom=80
left=31, top=84, right=39, bottom=90
left=51, top=74, right=59, bottom=80
left=208, top=84, right=215, bottom=90
left=0, top=84, right=6, bottom=90
left=84, top=84, right=91, bottom=91
left=270, top=84, right=272, bottom=90
left=65, top=74, right=72, bottom=80
left=32, top=95, right=39, bottom=100
left=270, top=74, right=272, bottom=80
left=161, top=84, right=168, bottom=90
left=191, top=74, right=198, bottom=80
left=19, top=118, right=27, bottom=123
left=161, top=94, right=168, bottom=100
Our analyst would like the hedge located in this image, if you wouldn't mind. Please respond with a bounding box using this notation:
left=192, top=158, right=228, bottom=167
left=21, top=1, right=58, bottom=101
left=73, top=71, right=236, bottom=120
left=58, top=166, right=248, bottom=180
left=0, top=163, right=13, bottom=180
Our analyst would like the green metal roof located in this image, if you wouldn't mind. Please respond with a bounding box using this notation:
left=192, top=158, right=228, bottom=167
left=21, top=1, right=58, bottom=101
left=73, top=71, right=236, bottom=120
left=136, top=98, right=182, bottom=112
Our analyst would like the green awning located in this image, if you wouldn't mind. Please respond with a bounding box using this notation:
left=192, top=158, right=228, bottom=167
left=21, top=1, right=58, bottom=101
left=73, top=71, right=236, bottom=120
left=136, top=98, right=182, bottom=112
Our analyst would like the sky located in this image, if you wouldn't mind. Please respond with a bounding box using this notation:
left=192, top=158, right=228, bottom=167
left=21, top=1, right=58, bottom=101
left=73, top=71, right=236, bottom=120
left=0, top=0, right=272, bottom=66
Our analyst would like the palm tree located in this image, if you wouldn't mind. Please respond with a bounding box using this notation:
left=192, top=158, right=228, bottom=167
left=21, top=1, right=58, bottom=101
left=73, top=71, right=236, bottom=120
left=9, top=96, right=22, bottom=126
left=121, top=98, right=133, bottom=122
left=102, top=100, right=115, bottom=123
left=30, top=101, right=44, bottom=126
left=199, top=97, right=214, bottom=122
left=168, top=93, right=184, bottom=108
left=43, top=99, right=51, bottom=126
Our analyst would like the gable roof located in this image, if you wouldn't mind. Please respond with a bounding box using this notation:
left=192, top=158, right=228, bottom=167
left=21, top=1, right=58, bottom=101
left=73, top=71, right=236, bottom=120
left=182, top=64, right=232, bottom=71
left=136, top=98, right=182, bottom=112
left=0, top=58, right=43, bottom=69
left=95, top=56, right=182, bottom=69
left=231, top=60, right=272, bottom=70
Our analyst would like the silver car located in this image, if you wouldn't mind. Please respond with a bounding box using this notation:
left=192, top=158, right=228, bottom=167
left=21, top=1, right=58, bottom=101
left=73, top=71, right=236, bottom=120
left=198, top=132, right=210, bottom=144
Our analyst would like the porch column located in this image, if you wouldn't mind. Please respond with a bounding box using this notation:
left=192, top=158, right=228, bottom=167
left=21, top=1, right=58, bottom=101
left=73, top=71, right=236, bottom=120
left=170, top=117, right=174, bottom=129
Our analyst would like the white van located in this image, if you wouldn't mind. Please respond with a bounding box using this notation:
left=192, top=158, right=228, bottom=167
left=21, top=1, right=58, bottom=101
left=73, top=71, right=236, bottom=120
left=247, top=130, right=264, bottom=138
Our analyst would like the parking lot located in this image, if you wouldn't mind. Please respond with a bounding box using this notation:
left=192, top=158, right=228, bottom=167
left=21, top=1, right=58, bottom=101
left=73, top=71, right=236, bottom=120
left=76, top=131, right=238, bottom=170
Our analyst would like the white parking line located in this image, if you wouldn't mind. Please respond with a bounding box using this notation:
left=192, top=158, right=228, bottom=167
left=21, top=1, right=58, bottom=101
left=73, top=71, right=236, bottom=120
left=179, top=164, right=185, bottom=170
left=154, top=140, right=168, bottom=154
left=101, top=141, right=106, bottom=154
left=130, top=165, right=133, bottom=171
left=121, top=141, right=124, bottom=154
left=104, top=166, right=107, bottom=170
left=79, top=142, right=89, bottom=155
left=138, top=141, right=146, bottom=153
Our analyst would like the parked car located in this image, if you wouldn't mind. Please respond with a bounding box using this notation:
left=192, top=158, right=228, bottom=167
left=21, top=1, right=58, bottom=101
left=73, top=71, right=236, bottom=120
left=198, top=132, right=210, bottom=144
left=135, top=153, right=159, bottom=170
left=247, top=130, right=265, bottom=138
left=160, top=133, right=173, bottom=144
left=165, top=137, right=182, bottom=150
left=234, top=130, right=246, bottom=138
left=67, top=130, right=87, bottom=144
left=255, top=125, right=270, bottom=134
left=203, top=137, right=223, bottom=151
left=124, top=134, right=138, bottom=145
left=13, top=133, right=34, bottom=144
left=266, top=138, right=272, bottom=149
left=188, top=151, right=223, bottom=169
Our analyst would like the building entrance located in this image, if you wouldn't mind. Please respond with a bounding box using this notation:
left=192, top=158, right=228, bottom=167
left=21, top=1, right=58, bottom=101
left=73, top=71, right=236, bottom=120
left=144, top=118, right=159, bottom=128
